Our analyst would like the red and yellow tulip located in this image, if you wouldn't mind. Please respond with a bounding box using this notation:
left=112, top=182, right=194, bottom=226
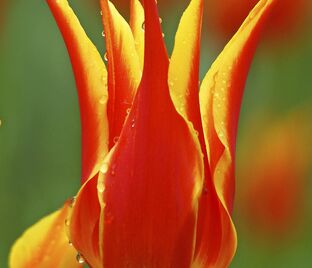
left=9, top=0, right=276, bottom=267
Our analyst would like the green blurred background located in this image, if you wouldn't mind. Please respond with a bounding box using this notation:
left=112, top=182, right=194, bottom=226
left=0, top=0, right=311, bottom=267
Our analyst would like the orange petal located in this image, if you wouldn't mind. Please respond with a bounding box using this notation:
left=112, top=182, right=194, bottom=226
left=100, top=0, right=142, bottom=148
left=130, top=0, right=145, bottom=68
left=195, top=0, right=277, bottom=266
left=47, top=0, right=109, bottom=184
left=9, top=202, right=81, bottom=268
left=70, top=1, right=204, bottom=267
left=169, top=0, right=203, bottom=133
left=69, top=175, right=103, bottom=268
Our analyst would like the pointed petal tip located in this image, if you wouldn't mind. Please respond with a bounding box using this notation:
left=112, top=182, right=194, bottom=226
left=196, top=0, right=276, bottom=266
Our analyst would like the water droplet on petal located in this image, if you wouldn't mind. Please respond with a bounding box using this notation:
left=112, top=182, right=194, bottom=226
left=76, top=253, right=85, bottom=264
left=101, top=31, right=105, bottom=37
left=159, top=17, right=162, bottom=24
left=69, top=196, right=76, bottom=208
left=65, top=219, right=70, bottom=226
left=141, top=22, right=145, bottom=30
left=68, top=240, right=73, bottom=246
left=99, top=96, right=106, bottom=104
left=126, top=108, right=131, bottom=115
left=97, top=180, right=105, bottom=193
left=131, top=119, right=135, bottom=128
left=104, top=52, right=108, bottom=62
left=100, top=163, right=109, bottom=174
left=113, top=136, right=119, bottom=144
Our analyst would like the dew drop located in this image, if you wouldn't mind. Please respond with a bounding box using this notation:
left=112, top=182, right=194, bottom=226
left=101, top=31, right=105, bottom=37
left=65, top=219, right=70, bottom=226
left=104, top=212, right=114, bottom=224
left=131, top=119, right=135, bottom=128
left=76, top=253, right=85, bottom=264
left=113, top=136, right=119, bottom=144
left=162, top=33, right=165, bottom=38
left=159, top=17, right=162, bottom=24
left=126, top=108, right=131, bottom=115
left=99, top=96, right=106, bottom=104
left=141, top=22, right=145, bottom=30
left=69, top=196, right=76, bottom=208
left=194, top=130, right=199, bottom=136
left=97, top=180, right=105, bottom=193
left=68, top=240, right=73, bottom=246
left=100, top=10, right=103, bottom=16
left=104, top=52, right=108, bottom=62
left=100, top=163, right=109, bottom=174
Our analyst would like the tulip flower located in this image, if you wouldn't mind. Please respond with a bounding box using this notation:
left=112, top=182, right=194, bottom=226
left=9, top=0, right=275, bottom=267
left=207, top=0, right=310, bottom=43
left=237, top=111, right=311, bottom=238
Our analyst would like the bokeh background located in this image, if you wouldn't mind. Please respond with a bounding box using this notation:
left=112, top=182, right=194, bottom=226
left=0, top=0, right=311, bottom=267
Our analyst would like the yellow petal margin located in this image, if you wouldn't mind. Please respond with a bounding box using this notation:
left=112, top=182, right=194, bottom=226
left=100, top=0, right=142, bottom=148
left=47, top=0, right=109, bottom=184
left=9, top=202, right=81, bottom=268
left=130, top=0, right=145, bottom=68
left=169, top=0, right=203, bottom=130
left=195, top=0, right=277, bottom=267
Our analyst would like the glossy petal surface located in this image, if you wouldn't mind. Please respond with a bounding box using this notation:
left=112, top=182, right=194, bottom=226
left=195, top=0, right=276, bottom=266
left=169, top=0, right=203, bottom=132
left=100, top=0, right=142, bottom=148
left=70, top=1, right=204, bottom=267
left=9, top=203, right=80, bottom=268
left=130, top=0, right=145, bottom=68
left=47, top=0, right=109, bottom=183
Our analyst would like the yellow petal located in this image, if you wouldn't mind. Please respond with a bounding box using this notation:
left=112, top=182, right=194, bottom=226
left=9, top=203, right=81, bottom=268
left=200, top=0, right=276, bottom=212
left=169, top=0, right=203, bottom=130
left=47, top=0, right=109, bottom=184
left=100, top=0, right=142, bottom=148
left=130, top=0, right=145, bottom=68
left=195, top=0, right=277, bottom=266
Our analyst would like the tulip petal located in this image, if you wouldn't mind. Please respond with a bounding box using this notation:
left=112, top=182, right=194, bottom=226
left=130, top=0, right=145, bottom=68
left=100, top=0, right=142, bottom=148
left=70, top=1, right=204, bottom=267
left=47, top=0, right=109, bottom=184
left=9, top=202, right=81, bottom=268
left=195, top=0, right=276, bottom=266
left=69, top=175, right=103, bottom=268
left=169, top=0, right=203, bottom=133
